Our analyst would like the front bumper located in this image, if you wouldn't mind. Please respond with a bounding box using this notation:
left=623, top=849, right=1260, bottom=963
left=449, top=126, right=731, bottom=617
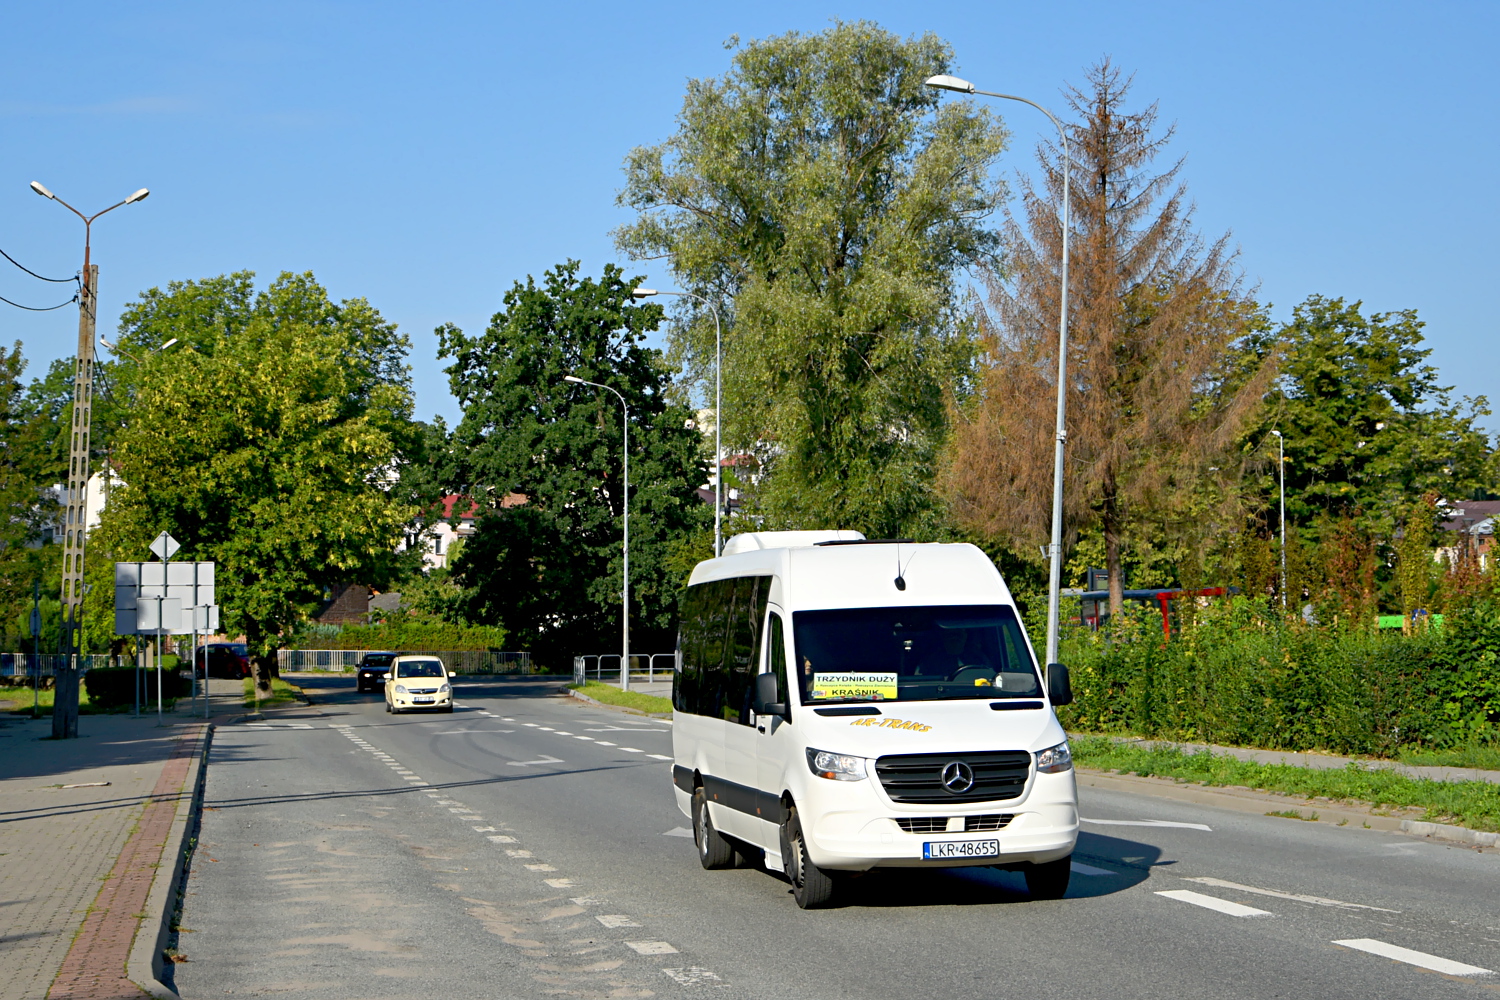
left=803, top=770, right=1079, bottom=871
left=392, top=690, right=452, bottom=709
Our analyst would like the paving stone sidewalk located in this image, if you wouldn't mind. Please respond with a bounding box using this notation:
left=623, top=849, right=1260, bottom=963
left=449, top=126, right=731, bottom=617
left=0, top=678, right=242, bottom=1000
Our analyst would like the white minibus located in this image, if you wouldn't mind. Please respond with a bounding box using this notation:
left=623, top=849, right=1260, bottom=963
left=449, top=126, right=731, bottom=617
left=671, top=531, right=1079, bottom=908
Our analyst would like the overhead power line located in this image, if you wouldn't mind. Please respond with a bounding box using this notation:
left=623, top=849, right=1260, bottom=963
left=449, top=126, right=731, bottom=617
left=0, top=292, right=78, bottom=311
left=1, top=246, right=77, bottom=283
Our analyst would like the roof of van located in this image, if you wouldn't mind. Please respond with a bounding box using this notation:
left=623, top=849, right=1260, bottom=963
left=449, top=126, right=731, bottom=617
left=689, top=537, right=1014, bottom=612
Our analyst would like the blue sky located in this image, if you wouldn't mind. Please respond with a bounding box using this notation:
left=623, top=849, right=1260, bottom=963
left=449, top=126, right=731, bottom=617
left=2, top=1, right=1495, bottom=432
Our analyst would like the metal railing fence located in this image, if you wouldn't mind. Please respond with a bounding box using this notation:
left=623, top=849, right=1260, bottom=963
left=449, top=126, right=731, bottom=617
left=278, top=649, right=534, bottom=674
left=1, top=654, right=117, bottom=679
left=572, top=652, right=676, bottom=687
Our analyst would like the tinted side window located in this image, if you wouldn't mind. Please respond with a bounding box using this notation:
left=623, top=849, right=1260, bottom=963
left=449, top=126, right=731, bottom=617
left=768, top=611, right=791, bottom=721
left=674, top=575, right=770, bottom=720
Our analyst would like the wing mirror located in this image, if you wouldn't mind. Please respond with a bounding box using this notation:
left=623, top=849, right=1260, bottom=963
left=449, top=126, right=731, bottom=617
left=1046, top=663, right=1073, bottom=706
left=753, top=672, right=787, bottom=718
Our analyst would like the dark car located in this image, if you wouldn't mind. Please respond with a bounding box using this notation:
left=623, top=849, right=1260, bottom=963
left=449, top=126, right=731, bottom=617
left=196, top=642, right=251, bottom=679
left=356, top=652, right=398, bottom=693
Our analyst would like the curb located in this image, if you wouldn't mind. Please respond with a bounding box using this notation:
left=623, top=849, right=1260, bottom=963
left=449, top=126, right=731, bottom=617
left=1076, top=769, right=1497, bottom=848
left=565, top=687, right=672, bottom=719
left=127, top=723, right=213, bottom=1000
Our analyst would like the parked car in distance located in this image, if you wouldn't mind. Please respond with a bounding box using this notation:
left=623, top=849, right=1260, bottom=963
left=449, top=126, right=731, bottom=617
left=356, top=652, right=398, bottom=693
left=196, top=642, right=250, bottom=679
left=385, top=655, right=453, bottom=713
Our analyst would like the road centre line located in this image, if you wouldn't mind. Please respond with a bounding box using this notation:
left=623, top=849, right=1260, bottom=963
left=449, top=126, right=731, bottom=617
left=1332, top=939, right=1492, bottom=976
left=620, top=748, right=642, bottom=753
left=1184, top=877, right=1399, bottom=913
left=1155, top=890, right=1272, bottom=918
left=596, top=741, right=616, bottom=746
left=626, top=941, right=679, bottom=955
left=1083, top=818, right=1213, bottom=832
left=648, top=754, right=673, bottom=761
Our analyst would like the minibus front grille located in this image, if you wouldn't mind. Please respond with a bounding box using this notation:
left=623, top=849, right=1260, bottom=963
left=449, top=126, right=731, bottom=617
left=895, top=814, right=1014, bottom=834
left=875, top=751, right=1032, bottom=803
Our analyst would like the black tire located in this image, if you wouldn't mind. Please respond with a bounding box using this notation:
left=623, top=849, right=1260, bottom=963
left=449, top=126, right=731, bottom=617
left=781, top=805, right=836, bottom=908
left=443, top=705, right=454, bottom=713
left=692, top=787, right=735, bottom=870
left=1024, top=856, right=1072, bottom=900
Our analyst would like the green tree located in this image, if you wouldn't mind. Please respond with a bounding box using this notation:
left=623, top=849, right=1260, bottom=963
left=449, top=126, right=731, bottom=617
left=616, top=21, right=1008, bottom=538
left=437, top=261, right=709, bottom=667
left=94, top=272, right=418, bottom=693
left=1247, top=295, right=1492, bottom=535
left=0, top=342, right=61, bottom=650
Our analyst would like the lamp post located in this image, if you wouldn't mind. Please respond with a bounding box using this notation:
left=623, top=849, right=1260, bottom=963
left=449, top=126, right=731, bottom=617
left=633, top=287, right=725, bottom=556
left=1271, top=430, right=1286, bottom=610
left=925, top=75, right=1071, bottom=668
left=564, top=374, right=632, bottom=692
left=30, top=181, right=149, bottom=739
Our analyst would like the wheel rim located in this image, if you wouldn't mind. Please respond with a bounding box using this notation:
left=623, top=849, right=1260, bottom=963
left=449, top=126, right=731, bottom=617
left=695, top=799, right=709, bottom=858
left=787, top=827, right=805, bottom=888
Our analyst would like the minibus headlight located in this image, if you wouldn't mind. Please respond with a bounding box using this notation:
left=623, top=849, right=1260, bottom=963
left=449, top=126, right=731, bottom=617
left=395, top=684, right=408, bottom=695
left=807, top=749, right=868, bottom=781
left=1035, top=741, right=1073, bottom=773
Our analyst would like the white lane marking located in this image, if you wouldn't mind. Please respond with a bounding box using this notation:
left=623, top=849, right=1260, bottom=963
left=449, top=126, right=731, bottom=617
left=1070, top=862, right=1117, bottom=876
left=426, top=792, right=444, bottom=797
left=571, top=896, right=606, bottom=906
left=647, top=754, right=673, bottom=761
left=1083, top=818, right=1213, bottom=832
left=1156, top=889, right=1272, bottom=918
left=663, top=968, right=722, bottom=987
left=544, top=878, right=577, bottom=888
left=502, top=717, right=516, bottom=722
left=1185, top=877, right=1399, bottom=913
left=574, top=735, right=596, bottom=740
left=487, top=835, right=517, bottom=843
left=537, top=726, right=556, bottom=731
left=407, top=781, right=429, bottom=786
left=431, top=729, right=515, bottom=735
left=1333, top=939, right=1492, bottom=976
left=525, top=863, right=558, bottom=871
left=595, top=741, right=617, bottom=746
left=597, top=914, right=641, bottom=928
left=507, top=755, right=564, bottom=767
left=619, top=747, right=642, bottom=753
left=434, top=799, right=459, bottom=805
left=554, top=731, right=574, bottom=736
left=523, top=723, right=539, bottom=727
left=626, top=941, right=679, bottom=955
left=473, top=826, right=496, bottom=833
left=506, top=849, right=534, bottom=858
left=663, top=827, right=694, bottom=838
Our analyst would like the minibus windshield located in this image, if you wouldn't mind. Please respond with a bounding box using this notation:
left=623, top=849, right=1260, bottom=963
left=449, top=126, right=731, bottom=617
left=792, top=605, right=1041, bottom=704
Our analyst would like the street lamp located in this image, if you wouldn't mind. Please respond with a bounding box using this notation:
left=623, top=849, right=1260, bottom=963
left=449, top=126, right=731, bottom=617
left=30, top=180, right=150, bottom=740
left=99, top=335, right=178, bottom=365
left=633, top=287, right=726, bottom=556
left=564, top=374, right=633, bottom=692
left=925, top=75, right=1072, bottom=669
left=1271, top=430, right=1286, bottom=610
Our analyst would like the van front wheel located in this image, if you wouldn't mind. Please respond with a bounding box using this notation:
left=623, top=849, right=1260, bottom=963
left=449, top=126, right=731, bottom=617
left=781, top=806, right=835, bottom=909
left=692, top=787, right=735, bottom=870
left=1024, top=856, right=1072, bottom=900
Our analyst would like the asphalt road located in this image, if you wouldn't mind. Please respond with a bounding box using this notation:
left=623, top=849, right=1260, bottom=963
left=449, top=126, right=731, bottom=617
left=173, top=675, right=1500, bottom=999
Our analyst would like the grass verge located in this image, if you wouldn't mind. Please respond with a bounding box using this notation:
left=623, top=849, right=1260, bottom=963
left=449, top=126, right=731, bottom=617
left=1071, top=735, right=1500, bottom=833
left=243, top=677, right=304, bottom=709
left=1396, top=746, right=1500, bottom=771
left=0, top=683, right=122, bottom=714
left=568, top=681, right=672, bottom=715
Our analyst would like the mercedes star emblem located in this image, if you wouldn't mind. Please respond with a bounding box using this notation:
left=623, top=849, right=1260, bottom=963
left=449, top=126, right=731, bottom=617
left=941, top=760, right=975, bottom=794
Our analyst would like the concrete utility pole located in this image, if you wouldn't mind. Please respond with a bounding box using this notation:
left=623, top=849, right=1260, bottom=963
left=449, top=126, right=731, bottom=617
left=30, top=181, right=149, bottom=739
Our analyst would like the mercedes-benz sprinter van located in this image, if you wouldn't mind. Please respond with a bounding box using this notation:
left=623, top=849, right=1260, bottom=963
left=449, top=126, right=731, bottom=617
left=670, top=531, right=1079, bottom=908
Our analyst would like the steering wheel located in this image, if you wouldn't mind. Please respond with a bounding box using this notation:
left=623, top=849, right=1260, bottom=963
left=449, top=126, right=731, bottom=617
left=948, top=665, right=995, bottom=686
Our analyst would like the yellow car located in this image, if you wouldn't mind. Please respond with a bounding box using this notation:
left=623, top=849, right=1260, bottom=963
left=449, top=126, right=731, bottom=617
left=384, top=655, right=454, bottom=713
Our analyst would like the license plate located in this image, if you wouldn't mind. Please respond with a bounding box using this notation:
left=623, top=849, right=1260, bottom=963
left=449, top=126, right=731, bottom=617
left=413, top=697, right=435, bottom=704
left=923, top=839, right=999, bottom=859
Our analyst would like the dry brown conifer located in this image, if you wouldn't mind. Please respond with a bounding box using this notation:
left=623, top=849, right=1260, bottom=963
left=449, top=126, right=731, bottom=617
left=944, top=60, right=1276, bottom=614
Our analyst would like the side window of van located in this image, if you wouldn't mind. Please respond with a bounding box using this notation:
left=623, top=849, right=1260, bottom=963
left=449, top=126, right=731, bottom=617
left=767, top=612, right=791, bottom=718
left=675, top=575, right=771, bottom=721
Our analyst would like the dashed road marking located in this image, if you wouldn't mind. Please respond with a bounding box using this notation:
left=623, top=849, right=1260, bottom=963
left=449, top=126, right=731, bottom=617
left=1185, top=877, right=1399, bottom=913
left=1070, top=861, right=1117, bottom=876
left=1333, top=939, right=1492, bottom=976
left=544, top=877, right=578, bottom=888
left=619, top=747, right=642, bottom=753
left=626, top=941, right=679, bottom=955
left=662, top=968, right=723, bottom=987
left=473, top=826, right=496, bottom=832
left=571, top=896, right=606, bottom=906
left=1083, top=818, right=1213, bottom=832
left=596, top=741, right=617, bottom=746
left=507, top=755, right=564, bottom=767
left=487, top=835, right=518, bottom=844
left=663, top=828, right=693, bottom=838
left=506, top=849, right=533, bottom=857
left=647, top=754, right=673, bottom=761
left=525, top=863, right=558, bottom=871
left=1156, top=889, right=1272, bottom=918
left=597, top=914, right=640, bottom=928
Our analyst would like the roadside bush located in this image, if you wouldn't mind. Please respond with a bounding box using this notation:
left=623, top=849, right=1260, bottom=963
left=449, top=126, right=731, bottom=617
left=84, top=666, right=189, bottom=711
left=1055, top=596, right=1500, bottom=755
left=286, top=620, right=508, bottom=651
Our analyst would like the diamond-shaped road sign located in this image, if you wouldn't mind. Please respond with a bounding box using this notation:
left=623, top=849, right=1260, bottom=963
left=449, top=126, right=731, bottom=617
left=149, top=531, right=181, bottom=561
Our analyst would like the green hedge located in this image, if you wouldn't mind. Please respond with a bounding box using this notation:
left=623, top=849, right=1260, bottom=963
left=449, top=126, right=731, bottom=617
left=1055, top=598, right=1500, bottom=755
left=84, top=667, right=189, bottom=711
left=288, top=621, right=508, bottom=651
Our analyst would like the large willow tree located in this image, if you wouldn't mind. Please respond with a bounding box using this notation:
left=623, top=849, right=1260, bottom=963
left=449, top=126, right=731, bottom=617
left=945, top=61, right=1275, bottom=614
left=616, top=21, right=1008, bottom=538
